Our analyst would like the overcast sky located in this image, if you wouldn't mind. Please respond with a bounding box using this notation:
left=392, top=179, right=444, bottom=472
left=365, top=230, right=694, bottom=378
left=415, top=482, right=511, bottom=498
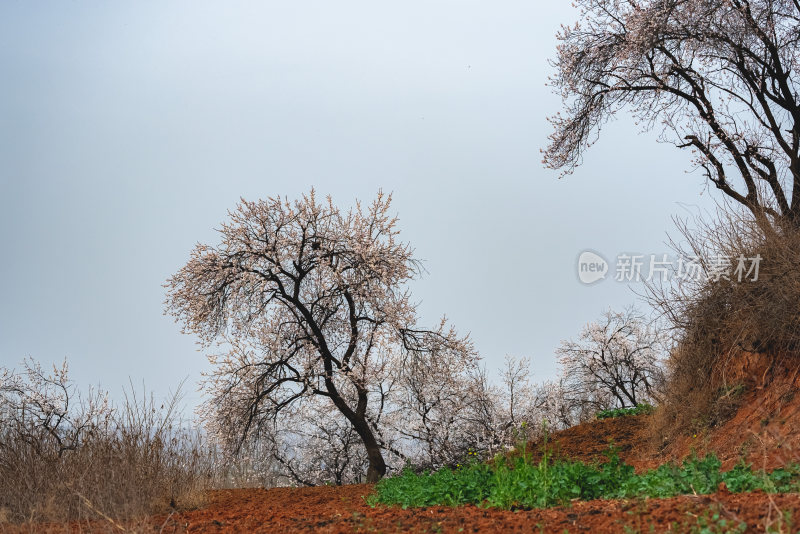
left=0, top=1, right=716, bottom=409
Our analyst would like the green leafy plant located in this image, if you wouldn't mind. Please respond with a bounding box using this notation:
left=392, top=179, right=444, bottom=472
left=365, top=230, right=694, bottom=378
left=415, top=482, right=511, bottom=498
left=371, top=445, right=800, bottom=511
left=596, top=403, right=655, bottom=420
left=683, top=508, right=748, bottom=534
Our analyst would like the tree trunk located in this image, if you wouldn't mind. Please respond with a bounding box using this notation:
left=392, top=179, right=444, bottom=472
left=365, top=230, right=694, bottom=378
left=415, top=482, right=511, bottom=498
left=325, top=387, right=388, bottom=482
left=350, top=416, right=387, bottom=483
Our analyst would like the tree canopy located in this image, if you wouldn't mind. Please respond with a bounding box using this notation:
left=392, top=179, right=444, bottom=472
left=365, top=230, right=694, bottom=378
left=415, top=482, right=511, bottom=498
left=165, top=191, right=475, bottom=482
left=544, top=0, right=800, bottom=227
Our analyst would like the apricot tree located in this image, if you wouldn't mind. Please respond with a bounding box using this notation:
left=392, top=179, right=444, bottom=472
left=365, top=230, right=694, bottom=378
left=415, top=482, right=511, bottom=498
left=165, top=191, right=475, bottom=482
left=545, top=0, right=800, bottom=228
left=557, top=308, right=665, bottom=410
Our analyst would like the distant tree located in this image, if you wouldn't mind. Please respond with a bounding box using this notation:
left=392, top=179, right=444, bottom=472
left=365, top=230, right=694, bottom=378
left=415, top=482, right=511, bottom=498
left=532, top=379, right=584, bottom=429
left=0, top=358, right=110, bottom=459
left=395, top=355, right=544, bottom=466
left=165, top=191, right=475, bottom=483
left=265, top=395, right=371, bottom=486
left=557, top=308, right=666, bottom=410
left=498, top=355, right=535, bottom=430
left=544, top=0, right=800, bottom=228
left=392, top=345, right=481, bottom=469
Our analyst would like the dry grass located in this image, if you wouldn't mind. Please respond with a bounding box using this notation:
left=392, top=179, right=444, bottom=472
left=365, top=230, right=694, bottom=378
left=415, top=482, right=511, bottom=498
left=648, top=209, right=800, bottom=443
left=0, top=362, right=213, bottom=528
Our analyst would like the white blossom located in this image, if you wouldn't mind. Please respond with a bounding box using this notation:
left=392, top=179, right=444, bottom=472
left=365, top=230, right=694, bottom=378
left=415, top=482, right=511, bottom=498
left=165, top=190, right=476, bottom=483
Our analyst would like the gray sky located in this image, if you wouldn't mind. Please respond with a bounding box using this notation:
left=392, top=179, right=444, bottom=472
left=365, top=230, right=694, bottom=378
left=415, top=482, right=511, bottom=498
left=0, top=1, right=715, bottom=408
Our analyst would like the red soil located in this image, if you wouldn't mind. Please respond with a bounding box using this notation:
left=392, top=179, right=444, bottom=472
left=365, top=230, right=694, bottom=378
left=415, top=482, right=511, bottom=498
left=522, top=352, right=800, bottom=473
left=150, top=486, right=798, bottom=533
left=11, top=485, right=800, bottom=533
left=659, top=351, right=800, bottom=471
left=521, top=413, right=652, bottom=468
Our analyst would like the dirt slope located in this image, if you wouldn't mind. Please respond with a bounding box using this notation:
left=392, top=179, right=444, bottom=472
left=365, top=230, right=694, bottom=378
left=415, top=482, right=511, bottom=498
left=520, top=353, right=800, bottom=472
left=521, top=414, right=651, bottom=468
left=659, top=352, right=800, bottom=471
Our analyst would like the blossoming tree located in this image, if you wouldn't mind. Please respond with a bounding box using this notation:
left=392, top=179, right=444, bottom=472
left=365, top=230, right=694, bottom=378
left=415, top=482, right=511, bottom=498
left=544, top=0, right=800, bottom=228
left=165, top=190, right=475, bottom=482
left=557, top=308, right=666, bottom=411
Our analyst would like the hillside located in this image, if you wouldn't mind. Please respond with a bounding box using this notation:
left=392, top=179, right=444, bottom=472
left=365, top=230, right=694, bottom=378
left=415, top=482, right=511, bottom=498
left=10, top=366, right=800, bottom=533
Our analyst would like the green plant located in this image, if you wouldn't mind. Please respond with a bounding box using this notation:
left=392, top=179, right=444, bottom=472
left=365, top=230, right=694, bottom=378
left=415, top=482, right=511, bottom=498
left=692, top=510, right=748, bottom=534
left=371, top=445, right=800, bottom=511
left=596, top=404, right=655, bottom=420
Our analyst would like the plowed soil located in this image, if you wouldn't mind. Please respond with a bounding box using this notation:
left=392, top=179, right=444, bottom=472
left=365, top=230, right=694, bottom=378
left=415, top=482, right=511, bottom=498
left=12, top=484, right=800, bottom=533
left=146, top=371, right=800, bottom=534
left=147, top=484, right=800, bottom=533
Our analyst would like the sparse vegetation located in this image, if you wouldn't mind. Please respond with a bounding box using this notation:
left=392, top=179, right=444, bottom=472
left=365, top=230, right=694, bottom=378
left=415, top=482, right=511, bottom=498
left=622, top=505, right=749, bottom=534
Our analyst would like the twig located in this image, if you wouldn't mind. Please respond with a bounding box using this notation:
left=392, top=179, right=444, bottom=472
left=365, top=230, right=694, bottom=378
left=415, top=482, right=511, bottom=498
left=66, top=484, right=126, bottom=532
left=159, top=510, right=176, bottom=534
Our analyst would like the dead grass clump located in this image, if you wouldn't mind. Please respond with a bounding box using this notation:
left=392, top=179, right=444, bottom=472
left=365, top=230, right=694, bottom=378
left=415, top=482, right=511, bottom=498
left=0, top=359, right=213, bottom=526
left=649, top=210, right=800, bottom=444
